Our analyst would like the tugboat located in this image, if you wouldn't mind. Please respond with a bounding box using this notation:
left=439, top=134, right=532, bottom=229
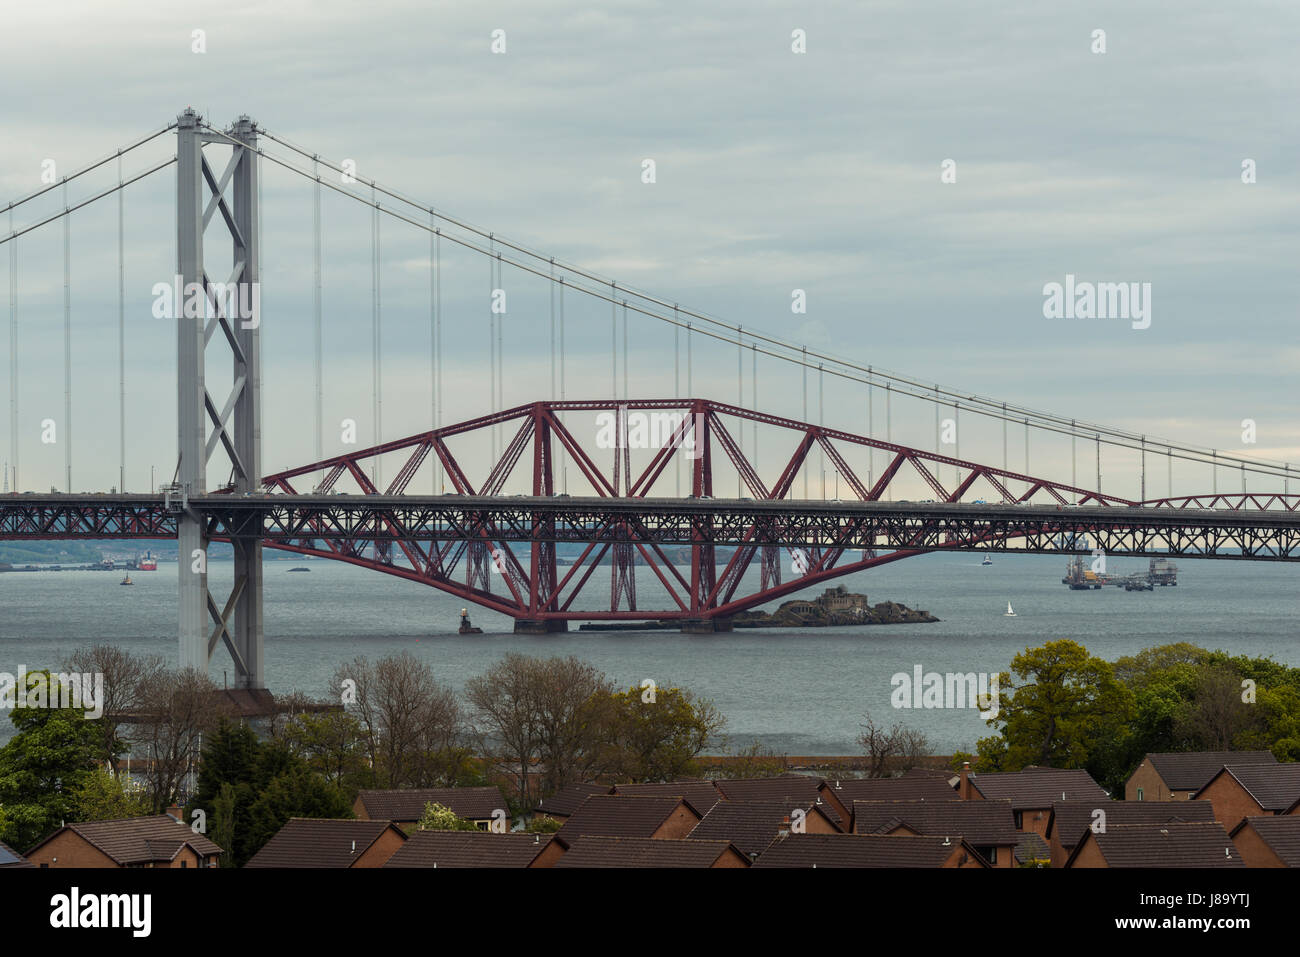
left=458, top=608, right=483, bottom=635
left=120, top=574, right=133, bottom=586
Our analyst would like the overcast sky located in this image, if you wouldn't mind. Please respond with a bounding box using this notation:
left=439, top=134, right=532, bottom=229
left=0, top=0, right=1296, bottom=497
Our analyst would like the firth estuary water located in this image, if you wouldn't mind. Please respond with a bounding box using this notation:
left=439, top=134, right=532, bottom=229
left=1, top=552, right=1296, bottom=754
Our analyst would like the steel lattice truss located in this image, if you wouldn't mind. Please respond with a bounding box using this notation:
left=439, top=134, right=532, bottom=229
left=5, top=399, right=1300, bottom=623
left=7, top=395, right=1300, bottom=621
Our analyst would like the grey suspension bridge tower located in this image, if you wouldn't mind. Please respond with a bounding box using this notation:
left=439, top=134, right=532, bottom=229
left=175, top=108, right=265, bottom=689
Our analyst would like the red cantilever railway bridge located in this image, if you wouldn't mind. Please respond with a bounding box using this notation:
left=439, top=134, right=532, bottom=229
left=3, top=399, right=1298, bottom=633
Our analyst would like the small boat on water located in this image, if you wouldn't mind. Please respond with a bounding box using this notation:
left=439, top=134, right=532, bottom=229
left=1003, top=601, right=1016, bottom=617
left=981, top=553, right=993, bottom=566
left=120, top=574, right=133, bottom=586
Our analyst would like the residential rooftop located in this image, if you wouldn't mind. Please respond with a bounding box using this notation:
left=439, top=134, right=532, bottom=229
left=245, top=818, right=402, bottom=868
left=553, top=836, right=746, bottom=868
left=1070, top=822, right=1243, bottom=868
left=384, top=830, right=551, bottom=868
left=1144, top=751, right=1276, bottom=791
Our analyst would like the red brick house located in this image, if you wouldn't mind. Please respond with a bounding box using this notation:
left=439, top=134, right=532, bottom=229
left=1064, top=822, right=1242, bottom=868
left=959, top=765, right=1107, bottom=836
left=688, top=799, right=841, bottom=860
left=1126, top=751, right=1276, bottom=801
left=1194, top=764, right=1300, bottom=831
left=245, top=818, right=406, bottom=868
left=384, top=830, right=552, bottom=868
left=755, top=833, right=990, bottom=868
left=532, top=795, right=701, bottom=867
left=1045, top=800, right=1217, bottom=867
left=353, top=786, right=510, bottom=831
left=553, top=836, right=750, bottom=868
left=1229, top=816, right=1300, bottom=867
left=852, top=799, right=1017, bottom=867
left=24, top=815, right=223, bottom=869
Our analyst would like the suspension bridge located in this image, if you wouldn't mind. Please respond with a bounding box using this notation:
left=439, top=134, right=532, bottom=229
left=1, top=110, right=1297, bottom=692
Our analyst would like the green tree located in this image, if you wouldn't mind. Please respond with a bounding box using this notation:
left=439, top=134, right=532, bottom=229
left=592, top=684, right=726, bottom=782
left=187, top=719, right=353, bottom=866
left=0, top=672, right=103, bottom=849
left=416, top=801, right=480, bottom=832
left=524, top=814, right=562, bottom=834
left=210, top=782, right=240, bottom=868
left=70, top=766, right=150, bottom=821
left=988, top=640, right=1133, bottom=771
left=245, top=764, right=353, bottom=855
left=282, top=709, right=371, bottom=791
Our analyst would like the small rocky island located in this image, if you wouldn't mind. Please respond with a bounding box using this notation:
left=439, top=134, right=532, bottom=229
left=579, top=585, right=937, bottom=631
left=731, top=585, right=939, bottom=627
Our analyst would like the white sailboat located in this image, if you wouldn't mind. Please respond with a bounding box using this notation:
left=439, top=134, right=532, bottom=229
left=981, top=552, right=993, bottom=566
left=1004, top=601, right=1016, bottom=617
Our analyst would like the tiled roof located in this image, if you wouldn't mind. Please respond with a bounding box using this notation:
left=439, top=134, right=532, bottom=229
left=0, top=841, right=32, bottom=868
left=355, top=787, right=508, bottom=821
left=968, top=767, right=1107, bottom=807
left=1201, top=764, right=1300, bottom=811
left=754, top=833, right=984, bottom=868
left=384, top=830, right=550, bottom=868
left=823, top=776, right=960, bottom=805
left=852, top=799, right=1017, bottom=846
left=1077, top=822, right=1243, bottom=868
left=1229, top=816, right=1300, bottom=866
left=554, top=795, right=693, bottom=841
left=45, top=815, right=223, bottom=865
left=715, top=775, right=843, bottom=827
left=689, top=800, right=838, bottom=858
left=553, top=836, right=745, bottom=868
left=612, top=780, right=722, bottom=815
left=902, top=767, right=962, bottom=786
left=1048, top=800, right=1216, bottom=851
left=1014, top=831, right=1050, bottom=864
left=534, top=782, right=611, bottom=818
left=245, top=818, right=402, bottom=868
left=1144, top=751, right=1276, bottom=791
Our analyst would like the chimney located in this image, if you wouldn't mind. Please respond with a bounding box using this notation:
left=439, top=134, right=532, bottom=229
left=958, top=761, right=973, bottom=800
left=165, top=804, right=184, bottom=823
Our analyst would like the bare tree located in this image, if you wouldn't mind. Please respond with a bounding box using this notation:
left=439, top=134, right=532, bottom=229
left=465, top=654, right=611, bottom=806
left=61, top=644, right=166, bottom=770
left=130, top=668, right=228, bottom=812
left=332, top=652, right=464, bottom=788
left=858, top=712, right=933, bottom=777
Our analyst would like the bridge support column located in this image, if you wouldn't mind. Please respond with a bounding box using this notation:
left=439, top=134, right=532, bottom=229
left=175, top=110, right=208, bottom=673
left=174, top=109, right=265, bottom=688
left=513, top=618, right=569, bottom=635
left=680, top=617, right=732, bottom=634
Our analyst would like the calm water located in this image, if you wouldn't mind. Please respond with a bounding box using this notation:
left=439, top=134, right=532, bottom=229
left=1, top=552, right=1297, bottom=753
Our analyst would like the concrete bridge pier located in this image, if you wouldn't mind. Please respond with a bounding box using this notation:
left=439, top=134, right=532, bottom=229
left=513, top=618, right=569, bottom=634
left=680, top=617, right=733, bottom=634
